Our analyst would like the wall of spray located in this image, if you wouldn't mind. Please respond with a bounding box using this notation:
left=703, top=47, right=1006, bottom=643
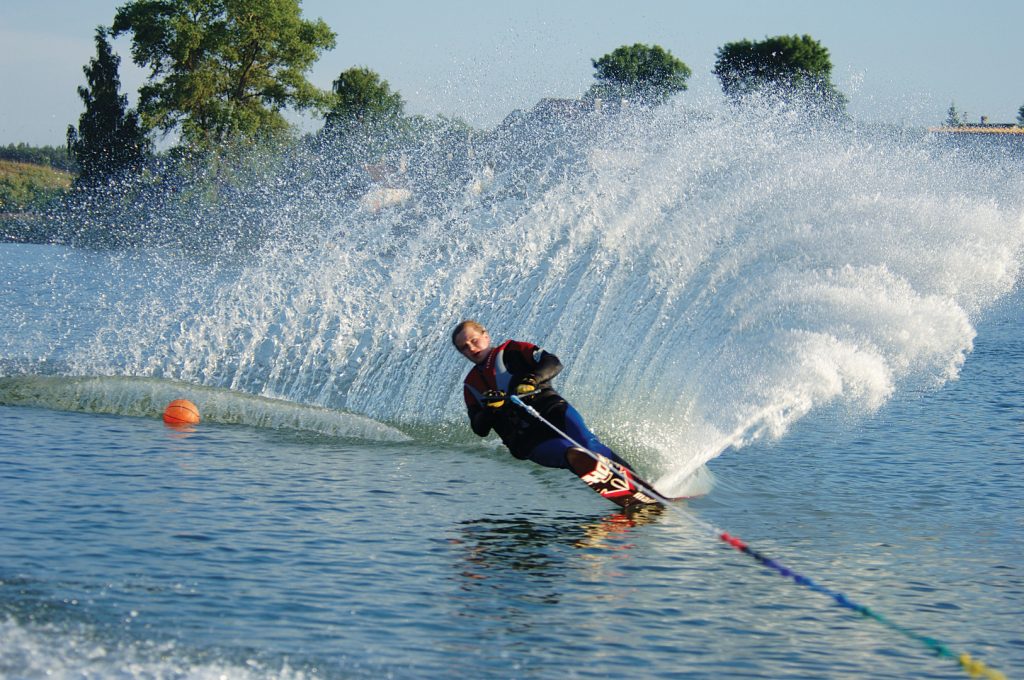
left=2, top=102, right=1022, bottom=487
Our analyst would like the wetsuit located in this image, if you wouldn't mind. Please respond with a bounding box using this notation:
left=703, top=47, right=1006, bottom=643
left=461, top=340, right=625, bottom=469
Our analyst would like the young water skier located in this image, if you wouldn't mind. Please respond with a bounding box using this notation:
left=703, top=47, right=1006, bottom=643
left=452, top=320, right=660, bottom=507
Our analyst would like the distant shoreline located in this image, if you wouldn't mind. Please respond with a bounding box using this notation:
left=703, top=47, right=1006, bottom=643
left=928, top=125, right=1024, bottom=134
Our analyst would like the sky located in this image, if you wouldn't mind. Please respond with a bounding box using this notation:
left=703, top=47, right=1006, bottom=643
left=2, top=0, right=1022, bottom=147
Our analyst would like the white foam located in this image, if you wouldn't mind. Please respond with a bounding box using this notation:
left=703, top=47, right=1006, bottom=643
left=0, top=616, right=318, bottom=680
left=0, top=375, right=410, bottom=442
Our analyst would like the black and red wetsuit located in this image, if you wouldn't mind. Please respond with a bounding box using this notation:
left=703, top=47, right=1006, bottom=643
left=462, top=340, right=624, bottom=469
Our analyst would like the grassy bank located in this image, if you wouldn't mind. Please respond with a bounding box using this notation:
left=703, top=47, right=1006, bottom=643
left=0, top=159, right=74, bottom=211
left=0, top=160, right=76, bottom=242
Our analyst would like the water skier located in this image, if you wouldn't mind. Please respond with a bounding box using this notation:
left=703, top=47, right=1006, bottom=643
left=451, top=319, right=638, bottom=477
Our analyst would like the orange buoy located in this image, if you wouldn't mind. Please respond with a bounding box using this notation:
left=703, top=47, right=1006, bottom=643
left=163, top=399, right=201, bottom=425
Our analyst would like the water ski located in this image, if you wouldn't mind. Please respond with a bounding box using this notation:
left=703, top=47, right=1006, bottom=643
left=565, top=448, right=663, bottom=510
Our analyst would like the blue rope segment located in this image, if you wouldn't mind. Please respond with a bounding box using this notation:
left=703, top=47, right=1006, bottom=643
left=716, top=532, right=1006, bottom=679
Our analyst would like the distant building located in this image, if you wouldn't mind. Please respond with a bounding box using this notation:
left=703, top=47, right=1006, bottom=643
left=531, top=97, right=590, bottom=121
left=498, top=96, right=625, bottom=130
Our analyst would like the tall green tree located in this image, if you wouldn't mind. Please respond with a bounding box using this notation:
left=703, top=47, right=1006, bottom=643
left=112, top=0, right=336, bottom=148
left=946, top=102, right=964, bottom=126
left=324, top=67, right=405, bottom=131
left=1018, top=104, right=1024, bottom=126
left=713, top=34, right=846, bottom=113
left=66, top=27, right=149, bottom=183
left=587, top=43, right=691, bottom=106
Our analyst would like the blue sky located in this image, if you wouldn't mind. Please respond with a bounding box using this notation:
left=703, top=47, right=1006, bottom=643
left=2, top=0, right=1022, bottom=146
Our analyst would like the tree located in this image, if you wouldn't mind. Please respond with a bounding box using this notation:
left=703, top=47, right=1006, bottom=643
left=1018, top=104, right=1024, bottom=126
left=324, top=67, right=405, bottom=131
left=112, top=0, right=336, bottom=148
left=587, top=43, right=691, bottom=106
left=66, top=27, right=149, bottom=183
left=713, top=34, right=846, bottom=113
left=946, top=102, right=964, bottom=126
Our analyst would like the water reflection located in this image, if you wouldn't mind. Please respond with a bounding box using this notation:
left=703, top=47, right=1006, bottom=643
left=163, top=422, right=200, bottom=436
left=450, top=506, right=664, bottom=587
left=573, top=505, right=664, bottom=551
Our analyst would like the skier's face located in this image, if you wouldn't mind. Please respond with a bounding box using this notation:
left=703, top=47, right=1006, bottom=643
left=455, top=327, right=491, bottom=364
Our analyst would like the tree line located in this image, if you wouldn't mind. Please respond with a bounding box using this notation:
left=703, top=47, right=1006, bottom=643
left=945, top=101, right=1024, bottom=127
left=62, top=0, right=850, bottom=186
left=0, top=144, right=78, bottom=172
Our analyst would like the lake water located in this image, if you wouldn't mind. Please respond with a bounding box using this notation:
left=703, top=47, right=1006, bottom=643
left=1, top=108, right=1022, bottom=678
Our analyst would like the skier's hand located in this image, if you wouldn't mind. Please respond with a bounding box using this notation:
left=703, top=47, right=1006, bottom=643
left=482, top=390, right=506, bottom=409
left=514, top=376, right=538, bottom=396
